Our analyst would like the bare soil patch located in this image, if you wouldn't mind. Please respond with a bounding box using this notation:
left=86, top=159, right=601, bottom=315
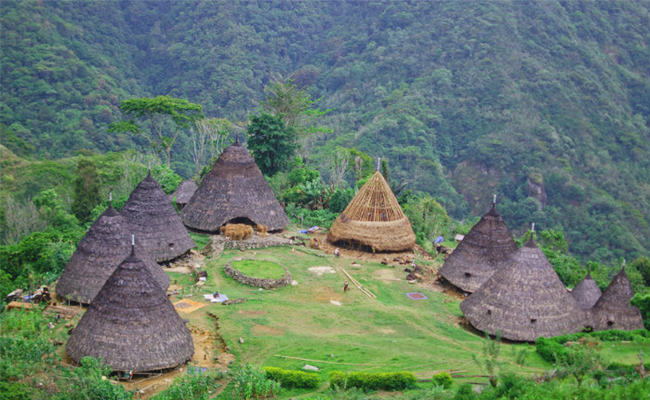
left=252, top=324, right=284, bottom=336
left=238, top=310, right=268, bottom=316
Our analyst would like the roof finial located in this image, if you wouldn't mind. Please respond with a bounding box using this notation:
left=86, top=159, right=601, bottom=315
left=531, top=222, right=535, bottom=234
left=622, top=258, right=626, bottom=271
left=377, top=157, right=381, bottom=171
left=235, top=131, right=240, bottom=145
left=493, top=194, right=497, bottom=204
left=147, top=167, right=151, bottom=177
left=109, top=192, right=113, bottom=208
left=131, top=234, right=135, bottom=253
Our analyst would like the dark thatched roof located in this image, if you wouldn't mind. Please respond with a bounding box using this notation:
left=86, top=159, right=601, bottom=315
left=66, top=249, right=194, bottom=372
left=590, top=266, right=644, bottom=331
left=327, top=170, right=415, bottom=252
left=56, top=207, right=170, bottom=304
left=181, top=141, right=289, bottom=232
left=460, top=238, right=586, bottom=342
left=121, top=173, right=195, bottom=262
left=439, top=203, right=517, bottom=293
left=570, top=272, right=602, bottom=310
left=170, top=179, right=197, bottom=208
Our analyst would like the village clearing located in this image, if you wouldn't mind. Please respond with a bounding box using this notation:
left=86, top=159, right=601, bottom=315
left=50, top=230, right=650, bottom=398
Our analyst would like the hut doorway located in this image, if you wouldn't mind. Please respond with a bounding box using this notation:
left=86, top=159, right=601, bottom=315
left=225, top=217, right=257, bottom=227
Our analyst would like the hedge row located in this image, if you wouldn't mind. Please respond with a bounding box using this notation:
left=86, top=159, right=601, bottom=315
left=329, top=370, right=417, bottom=391
left=263, top=367, right=320, bottom=388
left=535, top=329, right=649, bottom=363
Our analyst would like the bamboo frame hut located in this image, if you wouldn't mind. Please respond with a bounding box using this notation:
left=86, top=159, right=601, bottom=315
left=181, top=140, right=289, bottom=232
left=170, top=179, right=197, bottom=210
left=570, top=269, right=602, bottom=310
left=66, top=248, right=194, bottom=372
left=56, top=206, right=170, bottom=304
left=590, top=265, right=644, bottom=331
left=439, top=201, right=517, bottom=293
left=327, top=170, right=415, bottom=252
left=460, top=237, right=586, bottom=342
left=121, top=172, right=195, bottom=262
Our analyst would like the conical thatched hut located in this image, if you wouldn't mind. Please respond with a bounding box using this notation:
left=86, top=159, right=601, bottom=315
left=181, top=140, right=289, bottom=232
left=327, top=170, right=415, bottom=252
left=571, top=270, right=602, bottom=310
left=121, top=173, right=195, bottom=262
left=460, top=237, right=585, bottom=341
left=66, top=248, right=194, bottom=372
left=170, top=179, right=197, bottom=210
left=56, top=206, right=170, bottom=304
left=590, top=266, right=644, bottom=331
left=439, top=201, right=517, bottom=293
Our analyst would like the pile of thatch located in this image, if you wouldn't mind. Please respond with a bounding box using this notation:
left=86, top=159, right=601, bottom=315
left=170, top=179, right=197, bottom=210
left=439, top=203, right=517, bottom=293
left=66, top=249, right=194, bottom=372
left=590, top=266, right=644, bottom=331
left=121, top=172, right=195, bottom=262
left=460, top=237, right=585, bottom=342
left=181, top=141, right=289, bottom=232
left=56, top=206, right=170, bottom=304
left=570, top=270, right=602, bottom=310
left=327, top=170, right=415, bottom=252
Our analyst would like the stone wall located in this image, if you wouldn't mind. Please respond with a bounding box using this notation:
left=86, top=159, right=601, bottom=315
left=223, top=260, right=292, bottom=289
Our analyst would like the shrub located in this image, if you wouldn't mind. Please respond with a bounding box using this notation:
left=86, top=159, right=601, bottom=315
left=231, top=364, right=281, bottom=400
left=263, top=367, right=320, bottom=389
left=150, top=367, right=223, bottom=400
left=431, top=372, right=453, bottom=389
left=328, top=370, right=416, bottom=391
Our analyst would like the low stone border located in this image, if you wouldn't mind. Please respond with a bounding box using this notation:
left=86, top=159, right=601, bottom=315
left=203, top=234, right=294, bottom=256
left=224, top=260, right=292, bottom=289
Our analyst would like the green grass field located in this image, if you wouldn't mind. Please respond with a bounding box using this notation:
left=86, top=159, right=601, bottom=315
left=231, top=259, right=287, bottom=280
left=169, top=234, right=649, bottom=397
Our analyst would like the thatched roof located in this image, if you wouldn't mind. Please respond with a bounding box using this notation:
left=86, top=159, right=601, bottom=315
left=327, top=170, right=415, bottom=252
left=460, top=238, right=586, bottom=342
left=66, top=248, right=194, bottom=372
left=181, top=141, right=289, bottom=232
left=570, top=271, right=602, bottom=310
left=121, top=173, right=195, bottom=262
left=170, top=179, right=197, bottom=208
left=439, top=203, right=517, bottom=293
left=56, top=206, right=170, bottom=304
left=590, top=266, right=644, bottom=331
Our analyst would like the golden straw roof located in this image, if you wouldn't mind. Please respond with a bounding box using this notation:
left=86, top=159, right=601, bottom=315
left=327, top=170, right=415, bottom=252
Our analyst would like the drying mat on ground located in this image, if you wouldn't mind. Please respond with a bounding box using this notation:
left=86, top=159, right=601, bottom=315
left=406, top=292, right=428, bottom=300
left=173, top=298, right=206, bottom=313
left=203, top=293, right=229, bottom=303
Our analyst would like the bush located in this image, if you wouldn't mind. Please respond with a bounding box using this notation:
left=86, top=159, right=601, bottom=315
left=328, top=370, right=417, bottom=391
left=231, top=364, right=281, bottom=400
left=150, top=367, right=223, bottom=400
left=536, top=330, right=650, bottom=362
left=263, top=367, right=320, bottom=389
left=431, top=372, right=453, bottom=389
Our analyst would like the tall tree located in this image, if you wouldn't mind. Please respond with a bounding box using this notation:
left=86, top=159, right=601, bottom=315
left=109, top=96, right=204, bottom=167
left=189, top=118, right=240, bottom=180
left=246, top=113, right=297, bottom=176
left=71, top=159, right=102, bottom=223
left=261, top=75, right=331, bottom=155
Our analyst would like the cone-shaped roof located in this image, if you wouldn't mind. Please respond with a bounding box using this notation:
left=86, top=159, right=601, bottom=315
left=327, top=170, right=415, bottom=252
left=181, top=142, right=289, bottom=232
left=591, top=266, right=644, bottom=331
left=571, top=272, right=602, bottom=310
left=121, top=173, right=195, bottom=262
left=66, top=249, right=194, bottom=372
left=56, top=207, right=170, bottom=304
left=170, top=179, right=197, bottom=207
left=460, top=238, right=586, bottom=341
left=439, top=203, right=517, bottom=293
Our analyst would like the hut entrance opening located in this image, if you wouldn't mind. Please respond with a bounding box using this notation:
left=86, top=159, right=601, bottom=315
left=330, top=239, right=385, bottom=254
left=225, top=217, right=257, bottom=227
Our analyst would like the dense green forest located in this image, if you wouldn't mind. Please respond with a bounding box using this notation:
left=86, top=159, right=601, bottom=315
left=2, top=0, right=650, bottom=264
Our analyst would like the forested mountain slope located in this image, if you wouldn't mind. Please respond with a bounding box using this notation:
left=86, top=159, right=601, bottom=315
left=1, top=0, right=650, bottom=262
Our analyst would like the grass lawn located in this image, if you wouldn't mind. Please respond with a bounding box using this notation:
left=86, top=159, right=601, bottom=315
left=231, top=259, right=287, bottom=280
left=167, top=233, right=650, bottom=398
